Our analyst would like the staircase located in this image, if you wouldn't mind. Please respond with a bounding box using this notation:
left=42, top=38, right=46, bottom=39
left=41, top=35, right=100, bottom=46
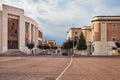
left=2, top=49, right=26, bottom=56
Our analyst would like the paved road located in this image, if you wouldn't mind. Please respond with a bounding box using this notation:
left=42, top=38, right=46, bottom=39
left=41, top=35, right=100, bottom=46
left=0, top=56, right=120, bottom=80
left=60, top=57, right=120, bottom=80
left=0, top=56, right=70, bottom=80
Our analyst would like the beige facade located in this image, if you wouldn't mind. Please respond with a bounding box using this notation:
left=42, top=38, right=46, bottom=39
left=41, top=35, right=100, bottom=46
left=42, top=40, right=56, bottom=47
left=82, top=26, right=92, bottom=43
left=91, top=16, right=120, bottom=55
left=0, top=4, right=42, bottom=54
left=82, top=26, right=92, bottom=54
left=67, top=28, right=82, bottom=42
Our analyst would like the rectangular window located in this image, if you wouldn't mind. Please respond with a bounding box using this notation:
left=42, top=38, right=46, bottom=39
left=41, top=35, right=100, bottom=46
left=25, top=22, right=29, bottom=33
left=25, top=39, right=28, bottom=46
left=112, top=35, right=116, bottom=41
left=31, top=24, right=33, bottom=34
left=31, top=24, right=34, bottom=42
left=112, top=24, right=116, bottom=30
left=75, top=32, right=77, bottom=35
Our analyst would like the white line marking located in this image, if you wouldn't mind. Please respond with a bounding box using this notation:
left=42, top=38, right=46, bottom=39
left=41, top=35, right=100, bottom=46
left=56, top=55, right=73, bottom=80
left=0, top=57, right=21, bottom=62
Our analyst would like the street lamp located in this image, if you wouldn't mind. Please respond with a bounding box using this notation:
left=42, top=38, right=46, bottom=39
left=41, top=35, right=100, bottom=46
left=72, top=27, right=74, bottom=55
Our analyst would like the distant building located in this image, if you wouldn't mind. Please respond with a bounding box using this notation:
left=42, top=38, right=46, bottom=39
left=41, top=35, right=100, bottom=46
left=67, top=28, right=82, bottom=42
left=82, top=26, right=92, bottom=43
left=67, top=16, right=120, bottom=55
left=91, top=16, right=120, bottom=55
left=42, top=40, right=56, bottom=48
left=0, top=4, right=42, bottom=54
left=82, top=26, right=92, bottom=54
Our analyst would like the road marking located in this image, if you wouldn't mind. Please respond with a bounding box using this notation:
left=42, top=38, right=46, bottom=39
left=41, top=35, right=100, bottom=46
left=56, top=55, right=73, bottom=80
left=0, top=57, right=21, bottom=62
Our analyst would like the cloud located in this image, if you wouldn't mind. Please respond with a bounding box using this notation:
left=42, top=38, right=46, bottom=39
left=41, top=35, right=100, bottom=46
left=0, top=0, right=120, bottom=45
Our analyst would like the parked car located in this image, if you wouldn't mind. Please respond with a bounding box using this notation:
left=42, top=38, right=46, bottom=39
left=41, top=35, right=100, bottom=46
left=47, top=51, right=52, bottom=55
left=62, top=50, right=68, bottom=56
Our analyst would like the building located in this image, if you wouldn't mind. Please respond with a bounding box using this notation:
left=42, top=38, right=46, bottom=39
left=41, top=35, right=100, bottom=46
left=0, top=4, right=42, bottom=54
left=67, top=16, right=120, bottom=55
left=82, top=26, right=92, bottom=43
left=67, top=28, right=82, bottom=42
left=82, top=26, right=92, bottom=54
left=91, top=16, right=120, bottom=55
left=42, top=40, right=56, bottom=48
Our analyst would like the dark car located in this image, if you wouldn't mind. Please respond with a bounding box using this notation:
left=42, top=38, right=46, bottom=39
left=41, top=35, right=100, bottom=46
left=62, top=50, right=68, bottom=56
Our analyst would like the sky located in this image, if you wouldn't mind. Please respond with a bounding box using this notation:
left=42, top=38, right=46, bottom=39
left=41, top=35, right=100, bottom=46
left=0, top=0, right=120, bottom=45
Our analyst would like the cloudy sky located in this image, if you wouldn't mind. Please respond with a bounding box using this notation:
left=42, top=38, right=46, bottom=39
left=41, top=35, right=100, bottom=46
left=0, top=0, right=120, bottom=45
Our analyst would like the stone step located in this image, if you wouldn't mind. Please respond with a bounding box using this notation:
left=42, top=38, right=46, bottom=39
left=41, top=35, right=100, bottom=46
left=2, top=49, right=26, bottom=56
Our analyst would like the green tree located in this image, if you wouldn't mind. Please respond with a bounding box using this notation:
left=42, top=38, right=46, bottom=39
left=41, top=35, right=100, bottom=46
left=42, top=44, right=50, bottom=49
left=62, top=40, right=77, bottom=49
left=27, top=42, right=34, bottom=54
left=77, top=32, right=87, bottom=50
left=37, top=44, right=42, bottom=49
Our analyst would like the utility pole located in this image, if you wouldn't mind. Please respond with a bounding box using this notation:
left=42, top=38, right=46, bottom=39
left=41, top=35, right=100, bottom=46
left=72, top=25, right=74, bottom=55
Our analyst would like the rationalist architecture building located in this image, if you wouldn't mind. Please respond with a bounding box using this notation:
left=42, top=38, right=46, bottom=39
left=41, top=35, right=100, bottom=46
left=67, top=16, right=120, bottom=55
left=42, top=40, right=56, bottom=48
left=0, top=4, right=42, bottom=54
left=67, top=28, right=82, bottom=42
left=91, top=16, right=120, bottom=55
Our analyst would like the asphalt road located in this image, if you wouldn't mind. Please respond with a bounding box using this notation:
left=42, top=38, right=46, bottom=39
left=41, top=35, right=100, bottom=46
left=0, top=56, right=70, bottom=80
left=61, top=57, right=120, bottom=80
left=0, top=56, right=120, bottom=80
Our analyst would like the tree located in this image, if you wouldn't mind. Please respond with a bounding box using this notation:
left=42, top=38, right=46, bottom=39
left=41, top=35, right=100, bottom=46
left=51, top=46, right=58, bottom=49
left=77, top=32, right=87, bottom=50
left=115, top=42, right=120, bottom=48
left=42, top=44, right=50, bottom=49
left=62, top=40, right=77, bottom=49
left=27, top=42, right=34, bottom=54
left=37, top=44, right=42, bottom=49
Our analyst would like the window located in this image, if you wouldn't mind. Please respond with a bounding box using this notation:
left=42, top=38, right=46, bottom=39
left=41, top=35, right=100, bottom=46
left=112, top=35, right=116, bottom=41
left=31, top=24, right=33, bottom=34
left=75, top=36, right=78, bottom=41
left=11, top=22, right=15, bottom=30
left=25, top=39, right=28, bottom=46
left=112, top=24, right=116, bottom=30
left=15, top=30, right=17, bottom=34
left=25, top=22, right=29, bottom=33
left=75, top=32, right=77, bottom=35
left=11, top=26, right=14, bottom=30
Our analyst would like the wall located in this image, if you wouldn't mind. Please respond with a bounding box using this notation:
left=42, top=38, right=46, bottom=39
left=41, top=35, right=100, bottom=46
left=107, top=22, right=120, bottom=41
left=92, top=41, right=116, bottom=55
left=0, top=11, right=2, bottom=53
left=93, top=22, right=101, bottom=41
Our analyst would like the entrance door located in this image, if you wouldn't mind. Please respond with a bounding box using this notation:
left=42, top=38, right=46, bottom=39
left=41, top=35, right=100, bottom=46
left=8, top=18, right=19, bottom=49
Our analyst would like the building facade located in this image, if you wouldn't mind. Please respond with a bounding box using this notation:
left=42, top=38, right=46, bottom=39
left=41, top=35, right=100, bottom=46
left=91, top=16, right=120, bottom=55
left=0, top=4, right=42, bottom=54
left=67, top=28, right=82, bottom=42
left=42, top=40, right=56, bottom=48
left=82, top=26, right=92, bottom=43
left=67, top=16, right=120, bottom=55
left=82, top=26, right=92, bottom=54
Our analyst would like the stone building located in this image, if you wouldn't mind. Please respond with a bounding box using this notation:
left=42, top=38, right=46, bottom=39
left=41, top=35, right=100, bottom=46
left=0, top=4, right=42, bottom=54
left=91, top=16, right=120, bottom=55
left=67, top=28, right=82, bottom=42
left=67, top=16, right=120, bottom=55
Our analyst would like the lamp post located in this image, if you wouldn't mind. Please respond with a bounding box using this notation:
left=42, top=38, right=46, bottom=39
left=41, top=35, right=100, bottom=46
left=72, top=27, right=74, bottom=55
